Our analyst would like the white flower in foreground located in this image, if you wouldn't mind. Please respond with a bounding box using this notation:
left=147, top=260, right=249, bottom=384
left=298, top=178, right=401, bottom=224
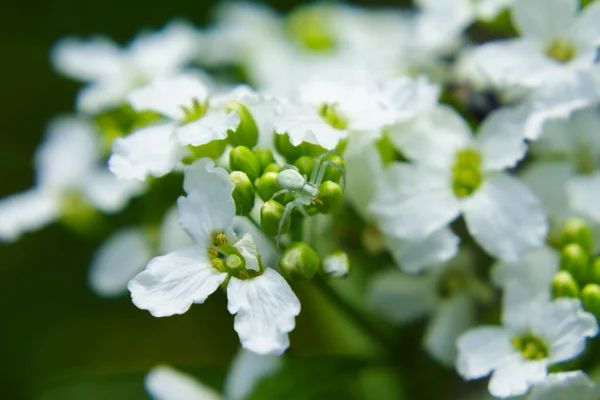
left=369, top=105, right=548, bottom=262
left=457, top=296, right=598, bottom=398
left=52, top=21, right=202, bottom=113
left=369, top=254, right=488, bottom=366
left=128, top=158, right=300, bottom=355
left=475, top=0, right=600, bottom=90
left=146, top=366, right=221, bottom=400
left=529, top=371, right=600, bottom=400
left=0, top=117, right=140, bottom=241
left=273, top=74, right=439, bottom=149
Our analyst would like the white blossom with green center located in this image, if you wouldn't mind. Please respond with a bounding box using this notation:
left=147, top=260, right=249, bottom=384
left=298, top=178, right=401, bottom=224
left=128, top=158, right=300, bottom=356
left=369, top=105, right=547, bottom=262
left=474, top=0, right=600, bottom=89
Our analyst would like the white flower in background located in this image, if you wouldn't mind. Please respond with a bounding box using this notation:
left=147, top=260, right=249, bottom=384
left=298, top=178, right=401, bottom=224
left=369, top=105, right=548, bottom=262
left=474, top=0, right=600, bottom=90
left=457, top=295, right=598, bottom=398
left=529, top=371, right=600, bottom=400
left=146, top=349, right=281, bottom=400
left=128, top=158, right=300, bottom=355
left=369, top=253, right=489, bottom=366
left=273, top=74, right=439, bottom=150
left=0, top=117, right=141, bottom=241
left=52, top=21, right=202, bottom=113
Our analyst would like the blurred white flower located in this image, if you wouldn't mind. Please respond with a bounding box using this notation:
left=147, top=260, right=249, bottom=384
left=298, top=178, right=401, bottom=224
left=529, top=371, right=600, bottom=400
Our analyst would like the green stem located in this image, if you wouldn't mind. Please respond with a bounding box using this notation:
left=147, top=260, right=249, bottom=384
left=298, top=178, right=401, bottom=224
left=312, top=276, right=397, bottom=352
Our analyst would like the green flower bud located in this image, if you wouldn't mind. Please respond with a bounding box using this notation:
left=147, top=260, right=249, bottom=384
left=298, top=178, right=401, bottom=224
left=560, top=243, right=590, bottom=283
left=316, top=181, right=343, bottom=213
left=185, top=139, right=228, bottom=162
left=582, top=284, right=600, bottom=319
left=255, top=172, right=281, bottom=202
left=253, top=147, right=275, bottom=173
left=274, top=133, right=326, bottom=162
left=226, top=101, right=258, bottom=148
left=321, top=153, right=345, bottom=184
left=294, top=156, right=316, bottom=177
left=280, top=242, right=320, bottom=280
left=590, top=258, right=600, bottom=285
left=260, top=200, right=290, bottom=237
left=559, top=218, right=593, bottom=254
left=230, top=146, right=261, bottom=182
left=552, top=271, right=580, bottom=299
left=322, top=251, right=350, bottom=278
left=230, top=171, right=255, bottom=216
left=263, top=163, right=283, bottom=174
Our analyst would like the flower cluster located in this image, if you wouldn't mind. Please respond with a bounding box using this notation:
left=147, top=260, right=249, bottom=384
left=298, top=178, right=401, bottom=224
left=4, top=0, right=600, bottom=398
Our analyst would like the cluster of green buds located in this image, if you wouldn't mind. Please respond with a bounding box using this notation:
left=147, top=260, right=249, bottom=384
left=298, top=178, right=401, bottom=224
left=552, top=219, right=600, bottom=319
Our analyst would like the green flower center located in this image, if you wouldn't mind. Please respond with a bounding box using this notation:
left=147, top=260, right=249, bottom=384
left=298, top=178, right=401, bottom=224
left=207, top=232, right=262, bottom=280
left=512, top=334, right=549, bottom=360
left=287, top=6, right=336, bottom=52
left=319, top=103, right=348, bottom=130
left=181, top=97, right=209, bottom=124
left=545, top=38, right=577, bottom=63
left=452, top=149, right=483, bottom=198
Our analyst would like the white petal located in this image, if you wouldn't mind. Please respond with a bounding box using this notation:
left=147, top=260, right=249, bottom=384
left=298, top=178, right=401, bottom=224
left=128, top=246, right=227, bottom=317
left=88, top=228, right=152, bottom=297
left=177, top=160, right=235, bottom=244
left=0, top=190, right=60, bottom=242
left=502, top=280, right=552, bottom=333
left=273, top=103, right=347, bottom=150
left=128, top=74, right=210, bottom=120
left=227, top=268, right=300, bottom=355
left=224, top=349, right=282, bottom=400
left=373, top=76, right=440, bottom=124
left=176, top=109, right=240, bottom=147
left=476, top=106, right=528, bottom=171
left=76, top=78, right=132, bottom=114
left=530, top=371, right=599, bottom=400
left=512, top=0, right=577, bottom=41
left=574, top=2, right=600, bottom=48
left=456, top=326, right=515, bottom=380
left=492, top=246, right=559, bottom=293
left=51, top=36, right=122, bottom=82
left=234, top=233, right=260, bottom=272
left=424, top=295, right=475, bottom=367
left=35, top=116, right=99, bottom=190
left=474, top=39, right=562, bottom=88
left=520, top=161, right=574, bottom=220
left=388, top=228, right=460, bottom=273
left=368, top=163, right=461, bottom=239
left=108, top=123, right=181, bottom=181
left=159, top=206, right=193, bottom=255
left=488, top=358, right=548, bottom=398
left=368, top=269, right=438, bottom=324
left=531, top=298, right=598, bottom=364
left=231, top=216, right=279, bottom=270
left=463, top=173, right=549, bottom=262
left=145, top=365, right=221, bottom=400
left=389, top=105, right=473, bottom=169
left=81, top=169, right=142, bottom=213
left=568, top=172, right=600, bottom=223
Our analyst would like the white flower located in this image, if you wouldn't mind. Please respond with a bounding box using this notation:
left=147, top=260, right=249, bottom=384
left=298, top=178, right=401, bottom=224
left=52, top=21, right=202, bottom=113
left=0, top=117, right=141, bottom=241
left=529, top=371, right=600, bottom=400
left=369, top=105, right=548, bottom=262
left=146, top=365, right=221, bottom=400
left=322, top=252, right=350, bottom=278
left=474, top=0, right=600, bottom=90
left=128, top=158, right=300, bottom=355
left=456, top=297, right=598, bottom=398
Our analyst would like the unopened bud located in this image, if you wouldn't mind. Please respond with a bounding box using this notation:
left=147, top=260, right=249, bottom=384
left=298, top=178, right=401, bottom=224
left=294, top=156, right=316, bottom=178
left=559, top=218, right=593, bottom=254
left=275, top=133, right=302, bottom=162
left=552, top=271, right=580, bottom=299
left=230, top=146, right=261, bottom=182
left=582, top=283, right=600, bottom=319
left=280, top=242, right=320, bottom=280
left=226, top=101, right=258, bottom=148
left=591, top=257, right=600, bottom=285
left=316, top=181, right=343, bottom=213
left=253, top=147, right=275, bottom=173
left=560, top=243, right=590, bottom=283
left=230, top=171, right=255, bottom=216
left=322, top=251, right=350, bottom=278
left=260, top=200, right=290, bottom=237
left=263, top=163, right=283, bottom=174
left=255, top=172, right=281, bottom=202
left=321, top=153, right=345, bottom=184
